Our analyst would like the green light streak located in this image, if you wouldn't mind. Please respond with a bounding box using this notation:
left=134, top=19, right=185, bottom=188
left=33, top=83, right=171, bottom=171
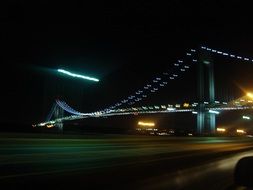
left=57, top=69, right=99, bottom=82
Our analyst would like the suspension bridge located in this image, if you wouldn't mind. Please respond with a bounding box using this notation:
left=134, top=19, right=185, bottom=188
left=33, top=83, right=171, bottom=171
left=35, top=45, right=253, bottom=134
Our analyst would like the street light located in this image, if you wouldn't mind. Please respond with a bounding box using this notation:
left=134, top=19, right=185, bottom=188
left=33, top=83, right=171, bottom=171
left=247, top=92, right=253, bottom=99
left=138, top=121, right=155, bottom=127
left=217, top=128, right=226, bottom=132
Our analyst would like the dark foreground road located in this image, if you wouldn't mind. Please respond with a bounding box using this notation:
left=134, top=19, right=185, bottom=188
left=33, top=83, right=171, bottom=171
left=0, top=133, right=253, bottom=190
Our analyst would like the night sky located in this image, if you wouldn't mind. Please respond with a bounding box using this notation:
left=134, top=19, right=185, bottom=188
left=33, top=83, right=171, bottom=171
left=1, top=1, right=253, bottom=131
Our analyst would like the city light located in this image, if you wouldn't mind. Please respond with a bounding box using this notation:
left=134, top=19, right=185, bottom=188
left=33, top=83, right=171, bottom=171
left=203, top=60, right=210, bottom=64
left=46, top=124, right=54, bottom=128
left=183, top=103, right=190, bottom=108
left=217, top=128, right=226, bottom=132
left=237, top=129, right=246, bottom=134
left=242, top=116, right=251, bottom=120
left=138, top=121, right=155, bottom=127
left=38, top=122, right=46, bottom=127
left=57, top=69, right=99, bottom=82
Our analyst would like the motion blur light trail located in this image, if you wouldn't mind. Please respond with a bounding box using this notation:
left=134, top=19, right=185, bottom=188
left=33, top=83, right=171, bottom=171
left=57, top=69, right=99, bottom=82
left=1, top=134, right=253, bottom=190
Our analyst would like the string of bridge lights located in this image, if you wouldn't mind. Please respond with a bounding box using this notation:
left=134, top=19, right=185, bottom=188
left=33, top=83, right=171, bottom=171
left=103, top=48, right=199, bottom=112
left=201, top=46, right=253, bottom=63
left=39, top=99, right=253, bottom=127
left=106, top=100, right=229, bottom=114
left=55, top=96, right=253, bottom=117
left=99, top=105, right=253, bottom=116
left=39, top=104, right=253, bottom=127
left=93, top=99, right=253, bottom=117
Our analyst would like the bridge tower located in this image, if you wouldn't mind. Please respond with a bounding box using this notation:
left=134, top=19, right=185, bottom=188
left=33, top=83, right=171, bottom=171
left=46, top=102, right=64, bottom=132
left=54, top=105, right=64, bottom=132
left=197, top=50, right=216, bottom=134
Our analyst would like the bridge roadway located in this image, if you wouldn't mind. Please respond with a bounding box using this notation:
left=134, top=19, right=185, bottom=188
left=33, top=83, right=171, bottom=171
left=0, top=133, right=253, bottom=189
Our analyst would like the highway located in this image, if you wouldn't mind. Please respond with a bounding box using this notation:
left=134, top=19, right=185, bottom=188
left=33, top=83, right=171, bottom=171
left=0, top=133, right=253, bottom=189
